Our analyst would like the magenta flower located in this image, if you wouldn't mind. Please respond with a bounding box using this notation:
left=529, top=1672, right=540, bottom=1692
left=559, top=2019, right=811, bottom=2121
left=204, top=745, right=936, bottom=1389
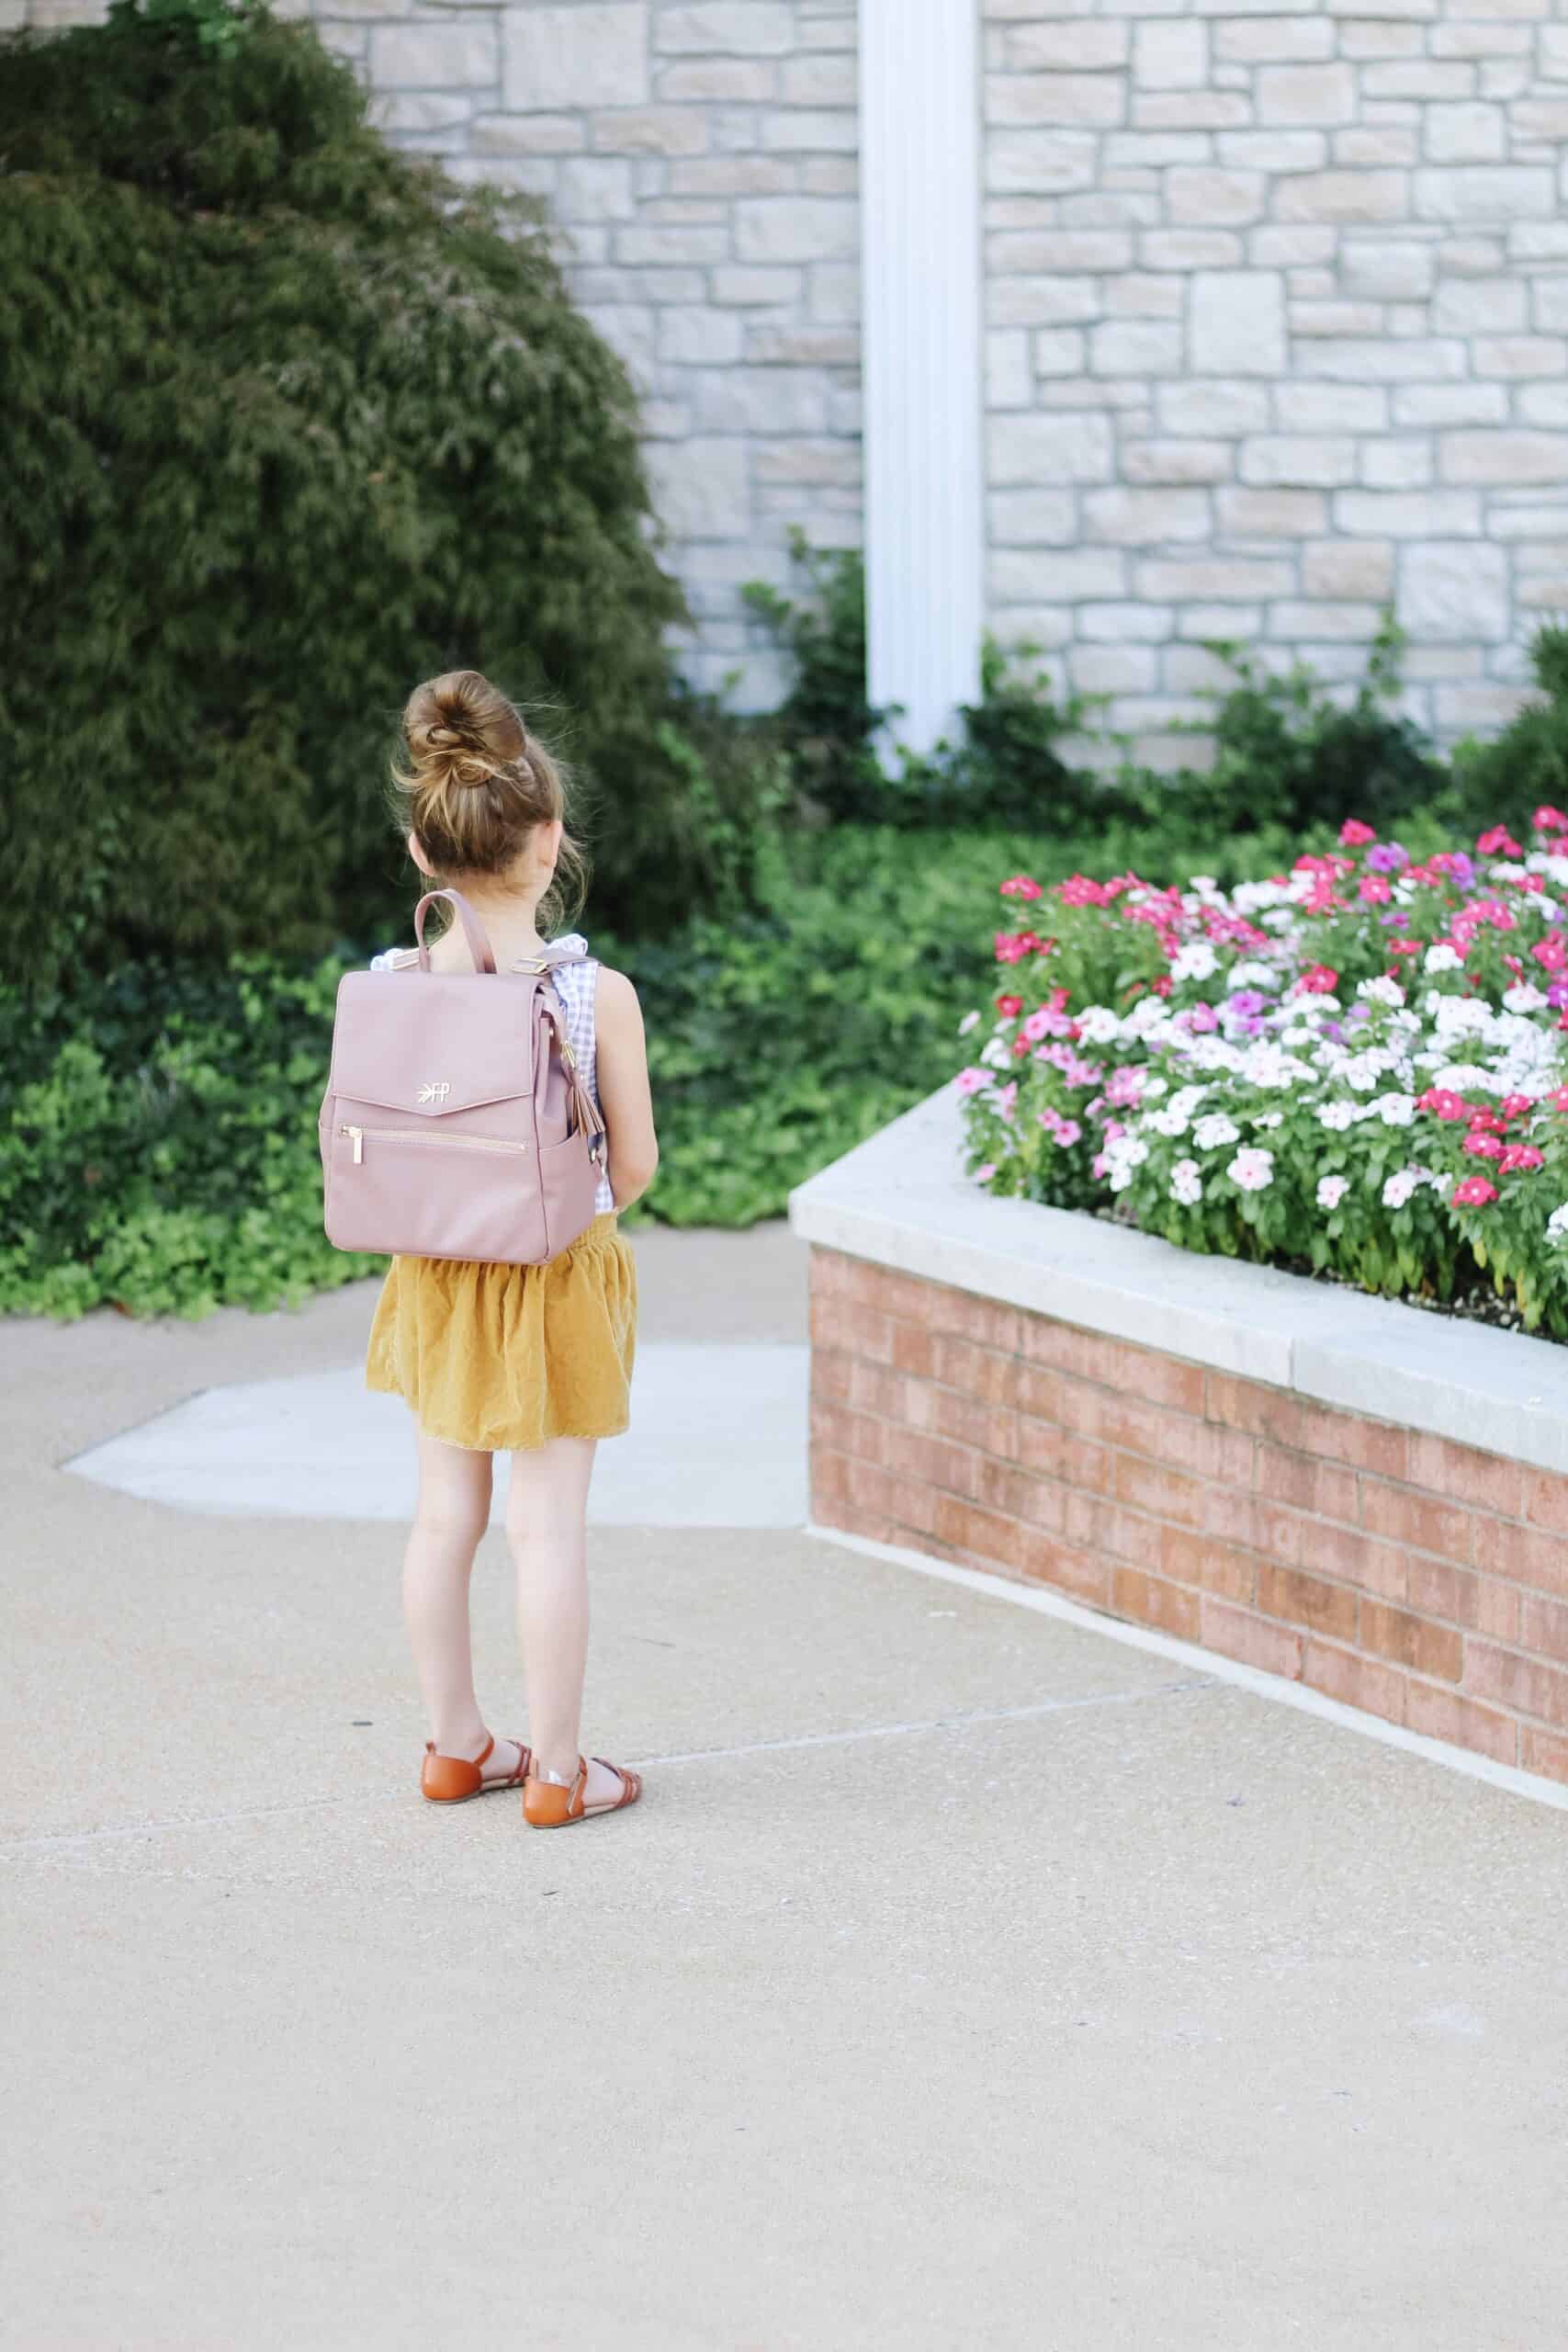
left=999, top=875, right=1043, bottom=900
left=1452, top=1177, right=1497, bottom=1206
left=1339, top=820, right=1377, bottom=847
left=1500, top=1145, right=1545, bottom=1172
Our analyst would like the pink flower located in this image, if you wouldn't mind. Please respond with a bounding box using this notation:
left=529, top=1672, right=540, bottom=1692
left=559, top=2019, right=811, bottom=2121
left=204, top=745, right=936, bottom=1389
left=993, top=1082, right=1018, bottom=1123
left=1452, top=1176, right=1498, bottom=1206
left=1055, top=1120, right=1082, bottom=1148
left=1417, top=1089, right=1468, bottom=1121
left=1534, top=805, right=1568, bottom=834
left=1500, top=1145, right=1545, bottom=1172
left=1477, top=826, right=1523, bottom=857
left=1058, top=875, right=1110, bottom=908
left=974, top=1163, right=997, bottom=1183
left=1296, top=964, right=1340, bottom=996
left=1339, top=819, right=1377, bottom=847
left=1462, top=1134, right=1504, bottom=1159
left=995, top=932, right=1039, bottom=965
left=1534, top=936, right=1568, bottom=974
left=995, top=994, right=1023, bottom=1018
left=955, top=1068, right=989, bottom=1095
left=1502, top=1093, right=1536, bottom=1117
left=1359, top=875, right=1392, bottom=904
left=999, top=875, right=1043, bottom=900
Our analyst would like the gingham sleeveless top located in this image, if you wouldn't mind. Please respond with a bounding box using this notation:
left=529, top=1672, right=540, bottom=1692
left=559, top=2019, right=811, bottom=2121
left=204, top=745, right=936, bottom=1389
left=546, top=936, right=615, bottom=1217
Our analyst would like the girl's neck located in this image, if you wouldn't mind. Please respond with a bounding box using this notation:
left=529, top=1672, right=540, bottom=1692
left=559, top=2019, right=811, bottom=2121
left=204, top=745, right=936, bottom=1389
left=429, top=879, right=550, bottom=965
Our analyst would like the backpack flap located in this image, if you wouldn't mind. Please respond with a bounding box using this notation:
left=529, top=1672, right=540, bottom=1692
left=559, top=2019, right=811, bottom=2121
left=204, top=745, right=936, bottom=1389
left=327, top=969, right=539, bottom=1119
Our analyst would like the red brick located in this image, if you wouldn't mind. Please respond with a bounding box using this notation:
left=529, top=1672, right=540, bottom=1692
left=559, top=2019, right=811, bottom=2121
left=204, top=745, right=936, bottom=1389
left=1477, top=1577, right=1521, bottom=1645
left=1519, top=1726, right=1568, bottom=1786
left=890, top=1319, right=938, bottom=1382
left=922, top=1382, right=1016, bottom=1460
left=1025, top=1317, right=1204, bottom=1412
left=849, top=1358, right=905, bottom=1422
left=1463, top=1640, right=1568, bottom=1729
left=1016, top=1532, right=1111, bottom=1609
left=1295, top=1401, right=1409, bottom=1483
left=1303, top=1521, right=1408, bottom=1602
left=1473, top=1514, right=1568, bottom=1600
left=1204, top=1374, right=1310, bottom=1451
left=1111, top=1566, right=1201, bottom=1643
left=1200, top=1599, right=1303, bottom=1681
left=1064, top=1487, right=1118, bottom=1554
left=818, top=1497, right=897, bottom=1547
left=1159, top=1525, right=1257, bottom=1605
left=972, top=1458, right=1066, bottom=1537
left=1522, top=1470, right=1568, bottom=1536
left=811, top=1446, right=852, bottom=1514
left=1404, top=1681, right=1518, bottom=1767
left=1301, top=1640, right=1407, bottom=1728
left=1255, top=1442, right=1360, bottom=1526
left=1016, top=1419, right=1112, bottom=1496
left=1404, top=1556, right=1478, bottom=1628
left=1359, top=1479, right=1472, bottom=1564
left=844, top=1455, right=906, bottom=1527
left=1101, top=1504, right=1163, bottom=1566
left=814, top=1349, right=854, bottom=1406
left=809, top=1248, right=854, bottom=1299
left=1015, top=1363, right=1064, bottom=1424
left=811, top=1401, right=885, bottom=1464
left=933, top=1491, right=1023, bottom=1574
left=931, top=1333, right=1018, bottom=1408
left=1257, top=1561, right=1359, bottom=1643
left=854, top=1261, right=936, bottom=1326
left=812, top=1296, right=893, bottom=1363
left=888, top=1475, right=941, bottom=1541
left=1113, top=1453, right=1206, bottom=1529
left=886, top=1423, right=973, bottom=1498
left=925, top=1283, right=1023, bottom=1355
left=1520, top=1592, right=1568, bottom=1666
left=1359, top=1601, right=1462, bottom=1684
left=1405, top=1433, right=1525, bottom=1520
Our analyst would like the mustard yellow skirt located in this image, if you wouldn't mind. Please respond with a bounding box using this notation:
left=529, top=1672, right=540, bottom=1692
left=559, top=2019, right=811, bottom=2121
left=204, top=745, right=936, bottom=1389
left=366, top=1214, right=637, bottom=1453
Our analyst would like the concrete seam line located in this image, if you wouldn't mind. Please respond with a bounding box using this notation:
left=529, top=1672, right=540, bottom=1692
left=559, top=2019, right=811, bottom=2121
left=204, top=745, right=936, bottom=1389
left=807, top=1524, right=1568, bottom=1816
left=0, top=1682, right=1209, bottom=1855
left=634, top=1678, right=1211, bottom=1769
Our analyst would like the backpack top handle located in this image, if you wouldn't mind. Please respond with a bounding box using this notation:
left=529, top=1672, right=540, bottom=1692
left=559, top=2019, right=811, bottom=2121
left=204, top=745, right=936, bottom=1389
left=413, top=888, right=497, bottom=975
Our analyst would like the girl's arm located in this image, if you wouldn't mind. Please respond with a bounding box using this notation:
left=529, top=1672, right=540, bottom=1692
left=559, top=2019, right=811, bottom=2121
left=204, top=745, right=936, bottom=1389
left=594, top=967, right=659, bottom=1211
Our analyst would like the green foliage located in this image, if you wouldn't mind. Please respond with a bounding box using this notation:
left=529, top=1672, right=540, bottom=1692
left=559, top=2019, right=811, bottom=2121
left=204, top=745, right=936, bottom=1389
left=1, top=5, right=774, bottom=984
left=1447, top=623, right=1568, bottom=834
left=749, top=545, right=1452, bottom=843
left=3, top=821, right=1308, bottom=1317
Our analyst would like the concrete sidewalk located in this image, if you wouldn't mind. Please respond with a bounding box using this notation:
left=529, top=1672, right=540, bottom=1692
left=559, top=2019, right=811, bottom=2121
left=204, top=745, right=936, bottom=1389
left=4, top=1227, right=1565, bottom=2351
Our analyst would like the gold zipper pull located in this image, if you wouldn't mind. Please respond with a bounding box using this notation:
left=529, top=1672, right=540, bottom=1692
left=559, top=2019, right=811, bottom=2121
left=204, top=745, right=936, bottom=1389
left=340, top=1124, right=364, bottom=1165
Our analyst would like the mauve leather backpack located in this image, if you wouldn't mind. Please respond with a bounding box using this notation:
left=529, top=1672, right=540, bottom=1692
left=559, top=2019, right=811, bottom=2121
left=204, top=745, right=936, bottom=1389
left=319, top=888, right=606, bottom=1265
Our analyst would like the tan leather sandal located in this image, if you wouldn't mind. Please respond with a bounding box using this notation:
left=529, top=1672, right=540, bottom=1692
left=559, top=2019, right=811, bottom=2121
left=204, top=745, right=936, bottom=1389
left=523, top=1755, right=643, bottom=1829
left=421, top=1735, right=532, bottom=1804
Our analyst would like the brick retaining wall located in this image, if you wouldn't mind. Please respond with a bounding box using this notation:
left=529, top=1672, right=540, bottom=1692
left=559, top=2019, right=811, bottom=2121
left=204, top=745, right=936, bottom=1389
left=809, top=1244, right=1568, bottom=1787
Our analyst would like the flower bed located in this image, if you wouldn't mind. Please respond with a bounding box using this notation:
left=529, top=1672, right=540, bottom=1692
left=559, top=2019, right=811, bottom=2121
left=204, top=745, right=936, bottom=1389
left=956, top=813, right=1568, bottom=1340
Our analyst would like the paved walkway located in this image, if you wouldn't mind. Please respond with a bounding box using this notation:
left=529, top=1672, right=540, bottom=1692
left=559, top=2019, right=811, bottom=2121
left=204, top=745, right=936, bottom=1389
left=4, top=1227, right=1564, bottom=2350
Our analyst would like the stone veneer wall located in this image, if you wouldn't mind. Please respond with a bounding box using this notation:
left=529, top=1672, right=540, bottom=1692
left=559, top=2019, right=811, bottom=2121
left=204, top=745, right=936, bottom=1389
left=810, top=1246, right=1568, bottom=1788
left=13, top=0, right=863, bottom=710
left=17, top=0, right=1568, bottom=739
left=982, top=0, right=1568, bottom=755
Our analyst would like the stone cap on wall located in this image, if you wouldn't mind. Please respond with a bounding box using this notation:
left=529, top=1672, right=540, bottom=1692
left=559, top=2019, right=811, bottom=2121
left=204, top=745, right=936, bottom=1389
left=789, top=1085, right=1568, bottom=1478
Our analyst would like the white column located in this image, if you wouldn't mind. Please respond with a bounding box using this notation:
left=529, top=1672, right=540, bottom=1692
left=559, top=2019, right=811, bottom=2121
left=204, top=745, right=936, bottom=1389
left=858, top=0, right=985, bottom=757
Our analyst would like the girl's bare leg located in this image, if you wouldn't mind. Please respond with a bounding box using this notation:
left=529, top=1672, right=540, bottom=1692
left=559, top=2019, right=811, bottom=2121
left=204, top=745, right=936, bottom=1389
left=403, top=1431, right=521, bottom=1781
left=507, top=1436, right=625, bottom=1808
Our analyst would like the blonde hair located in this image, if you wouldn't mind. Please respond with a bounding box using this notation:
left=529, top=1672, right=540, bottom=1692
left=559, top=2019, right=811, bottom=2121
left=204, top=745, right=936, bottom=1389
left=391, top=669, right=587, bottom=931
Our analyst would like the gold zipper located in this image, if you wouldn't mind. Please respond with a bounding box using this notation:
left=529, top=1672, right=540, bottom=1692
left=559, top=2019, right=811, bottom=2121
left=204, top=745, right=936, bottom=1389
left=338, top=1124, right=522, bottom=1166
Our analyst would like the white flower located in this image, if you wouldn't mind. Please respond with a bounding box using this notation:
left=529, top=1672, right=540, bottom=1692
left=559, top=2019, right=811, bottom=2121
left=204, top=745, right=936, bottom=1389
left=1227, top=1148, right=1275, bottom=1193
left=1187, top=875, right=1220, bottom=898
left=1169, top=1087, right=1208, bottom=1120
left=1253, top=1112, right=1284, bottom=1130
left=1504, top=983, right=1549, bottom=1014
left=1170, top=942, right=1219, bottom=983
left=1358, top=977, right=1405, bottom=1009
left=1076, top=1006, right=1121, bottom=1045
left=1192, top=1114, right=1241, bottom=1150
left=1228, top=962, right=1277, bottom=991
left=1317, top=1099, right=1360, bottom=1132
left=1280, top=1024, right=1315, bottom=1047
left=1170, top=1159, right=1203, bottom=1205
left=1549, top=1204, right=1568, bottom=1243
left=1317, top=1174, right=1349, bottom=1211
left=1372, top=1092, right=1416, bottom=1127
left=980, top=1036, right=1011, bottom=1069
left=958, top=1010, right=982, bottom=1035
left=1147, top=1105, right=1191, bottom=1137
left=1382, top=1170, right=1420, bottom=1210
left=1425, top=944, right=1463, bottom=974
left=1142, top=1077, right=1168, bottom=1099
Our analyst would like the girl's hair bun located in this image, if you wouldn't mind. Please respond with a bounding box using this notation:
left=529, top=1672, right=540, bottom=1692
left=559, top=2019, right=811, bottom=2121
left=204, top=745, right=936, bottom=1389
left=403, top=669, right=525, bottom=792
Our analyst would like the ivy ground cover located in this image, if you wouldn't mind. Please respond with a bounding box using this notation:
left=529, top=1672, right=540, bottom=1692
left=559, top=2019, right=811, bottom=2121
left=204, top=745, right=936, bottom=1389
left=956, top=814, right=1568, bottom=1340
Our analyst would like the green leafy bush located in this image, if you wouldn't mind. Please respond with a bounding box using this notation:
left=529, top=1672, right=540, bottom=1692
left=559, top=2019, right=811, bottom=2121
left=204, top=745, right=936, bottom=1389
left=3, top=820, right=1312, bottom=1317
left=1, top=3, right=775, bottom=983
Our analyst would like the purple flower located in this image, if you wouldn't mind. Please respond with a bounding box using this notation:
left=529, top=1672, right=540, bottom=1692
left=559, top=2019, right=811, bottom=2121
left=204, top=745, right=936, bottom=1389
left=1366, top=842, right=1408, bottom=874
left=1549, top=980, right=1568, bottom=1011
left=1226, top=989, right=1266, bottom=1018
left=1448, top=853, right=1476, bottom=893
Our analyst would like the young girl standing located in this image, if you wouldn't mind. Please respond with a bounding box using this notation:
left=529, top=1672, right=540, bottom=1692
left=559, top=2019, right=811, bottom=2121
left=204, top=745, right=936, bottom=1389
left=366, top=670, right=658, bottom=1828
